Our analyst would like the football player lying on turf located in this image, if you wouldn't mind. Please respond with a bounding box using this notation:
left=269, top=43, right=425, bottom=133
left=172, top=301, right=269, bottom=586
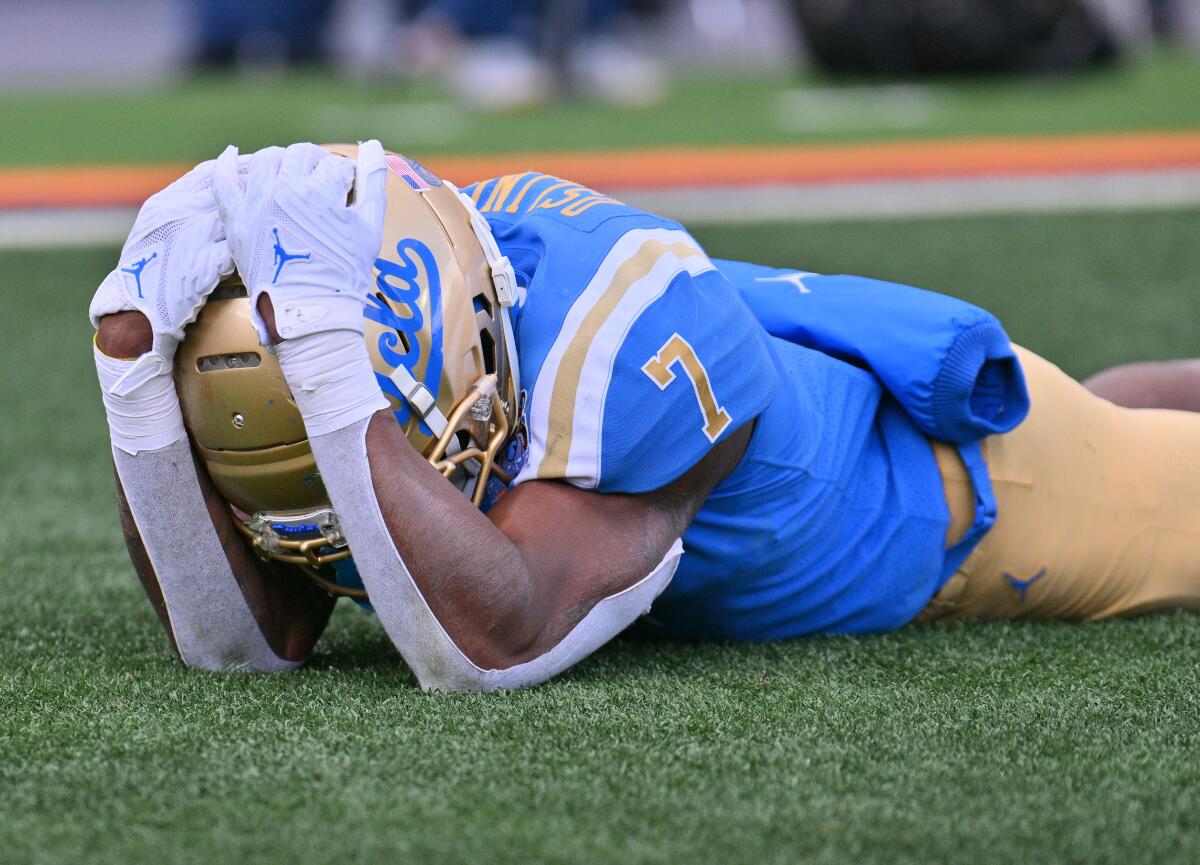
left=92, top=141, right=1200, bottom=690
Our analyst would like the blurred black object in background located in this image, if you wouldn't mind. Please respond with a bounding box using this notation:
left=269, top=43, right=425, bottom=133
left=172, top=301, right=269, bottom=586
left=127, top=0, right=1194, bottom=103
left=192, top=0, right=340, bottom=69
left=787, top=0, right=1154, bottom=75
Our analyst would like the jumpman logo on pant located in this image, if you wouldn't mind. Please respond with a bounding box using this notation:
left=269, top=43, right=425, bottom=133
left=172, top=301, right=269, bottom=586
left=272, top=227, right=311, bottom=284
left=1004, top=567, right=1046, bottom=604
left=120, top=252, right=158, bottom=298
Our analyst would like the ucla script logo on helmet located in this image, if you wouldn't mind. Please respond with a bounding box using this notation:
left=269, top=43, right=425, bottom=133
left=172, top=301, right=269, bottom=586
left=365, top=237, right=444, bottom=434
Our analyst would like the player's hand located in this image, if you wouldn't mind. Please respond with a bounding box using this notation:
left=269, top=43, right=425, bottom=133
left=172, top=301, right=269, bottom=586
left=212, top=140, right=388, bottom=344
left=89, top=159, right=236, bottom=392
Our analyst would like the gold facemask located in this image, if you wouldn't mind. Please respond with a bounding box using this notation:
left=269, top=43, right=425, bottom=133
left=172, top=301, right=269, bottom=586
left=173, top=144, right=521, bottom=597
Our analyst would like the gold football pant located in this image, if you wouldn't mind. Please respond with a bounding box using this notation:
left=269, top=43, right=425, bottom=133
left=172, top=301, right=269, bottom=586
left=922, top=346, right=1200, bottom=622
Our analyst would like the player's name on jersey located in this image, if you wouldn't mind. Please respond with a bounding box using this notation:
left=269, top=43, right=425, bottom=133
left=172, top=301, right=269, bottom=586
left=471, top=173, right=622, bottom=219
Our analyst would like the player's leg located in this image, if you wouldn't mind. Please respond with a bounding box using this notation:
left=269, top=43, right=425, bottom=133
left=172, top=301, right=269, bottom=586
left=1084, top=359, right=1200, bottom=412
left=926, top=345, right=1200, bottom=621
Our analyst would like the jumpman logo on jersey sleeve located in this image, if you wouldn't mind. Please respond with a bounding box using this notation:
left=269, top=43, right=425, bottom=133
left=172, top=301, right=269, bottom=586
left=753, top=271, right=814, bottom=295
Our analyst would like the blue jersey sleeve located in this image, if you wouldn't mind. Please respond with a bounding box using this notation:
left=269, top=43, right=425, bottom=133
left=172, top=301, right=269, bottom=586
left=716, top=259, right=1029, bottom=444
left=512, top=227, right=777, bottom=493
left=460, top=175, right=778, bottom=492
left=597, top=268, right=778, bottom=492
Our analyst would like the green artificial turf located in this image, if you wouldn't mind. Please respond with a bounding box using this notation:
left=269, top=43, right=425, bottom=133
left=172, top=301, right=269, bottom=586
left=3, top=49, right=1200, bottom=168
left=2, top=209, right=1199, bottom=864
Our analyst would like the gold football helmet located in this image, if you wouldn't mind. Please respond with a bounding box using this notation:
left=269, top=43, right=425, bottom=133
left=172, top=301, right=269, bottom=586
left=174, top=144, right=521, bottom=598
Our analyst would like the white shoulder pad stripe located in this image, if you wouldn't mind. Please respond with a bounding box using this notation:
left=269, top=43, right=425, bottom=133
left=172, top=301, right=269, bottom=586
left=517, top=227, right=715, bottom=488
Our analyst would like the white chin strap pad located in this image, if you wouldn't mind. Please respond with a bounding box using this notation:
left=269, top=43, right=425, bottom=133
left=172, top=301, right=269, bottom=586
left=308, top=416, right=681, bottom=692
left=447, top=180, right=522, bottom=397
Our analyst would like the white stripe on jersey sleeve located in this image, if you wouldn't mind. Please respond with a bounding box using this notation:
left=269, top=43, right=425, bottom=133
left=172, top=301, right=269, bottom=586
left=515, top=227, right=716, bottom=489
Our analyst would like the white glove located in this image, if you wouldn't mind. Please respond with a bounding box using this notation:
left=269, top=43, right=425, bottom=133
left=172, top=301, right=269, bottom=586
left=89, top=159, right=236, bottom=395
left=212, top=140, right=388, bottom=344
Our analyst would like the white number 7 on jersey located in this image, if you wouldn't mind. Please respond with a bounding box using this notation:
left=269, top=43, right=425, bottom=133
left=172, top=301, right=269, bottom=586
left=642, top=333, right=733, bottom=443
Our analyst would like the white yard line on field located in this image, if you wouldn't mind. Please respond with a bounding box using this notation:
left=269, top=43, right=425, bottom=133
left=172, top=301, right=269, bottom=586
left=0, top=207, right=139, bottom=249
left=3, top=169, right=1200, bottom=250
left=618, top=169, right=1200, bottom=225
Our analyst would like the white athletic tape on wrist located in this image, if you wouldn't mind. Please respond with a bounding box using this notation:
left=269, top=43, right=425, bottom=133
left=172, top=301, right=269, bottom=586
left=94, top=345, right=187, bottom=455
left=308, top=417, right=681, bottom=692
left=275, top=330, right=390, bottom=436
left=113, top=438, right=301, bottom=672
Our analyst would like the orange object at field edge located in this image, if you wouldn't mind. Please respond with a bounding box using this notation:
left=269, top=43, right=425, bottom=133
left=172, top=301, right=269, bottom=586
left=2, top=130, right=1199, bottom=209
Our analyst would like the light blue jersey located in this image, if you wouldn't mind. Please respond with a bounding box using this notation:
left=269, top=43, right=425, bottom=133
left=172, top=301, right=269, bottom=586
left=459, top=173, right=1013, bottom=639
left=464, top=174, right=776, bottom=494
